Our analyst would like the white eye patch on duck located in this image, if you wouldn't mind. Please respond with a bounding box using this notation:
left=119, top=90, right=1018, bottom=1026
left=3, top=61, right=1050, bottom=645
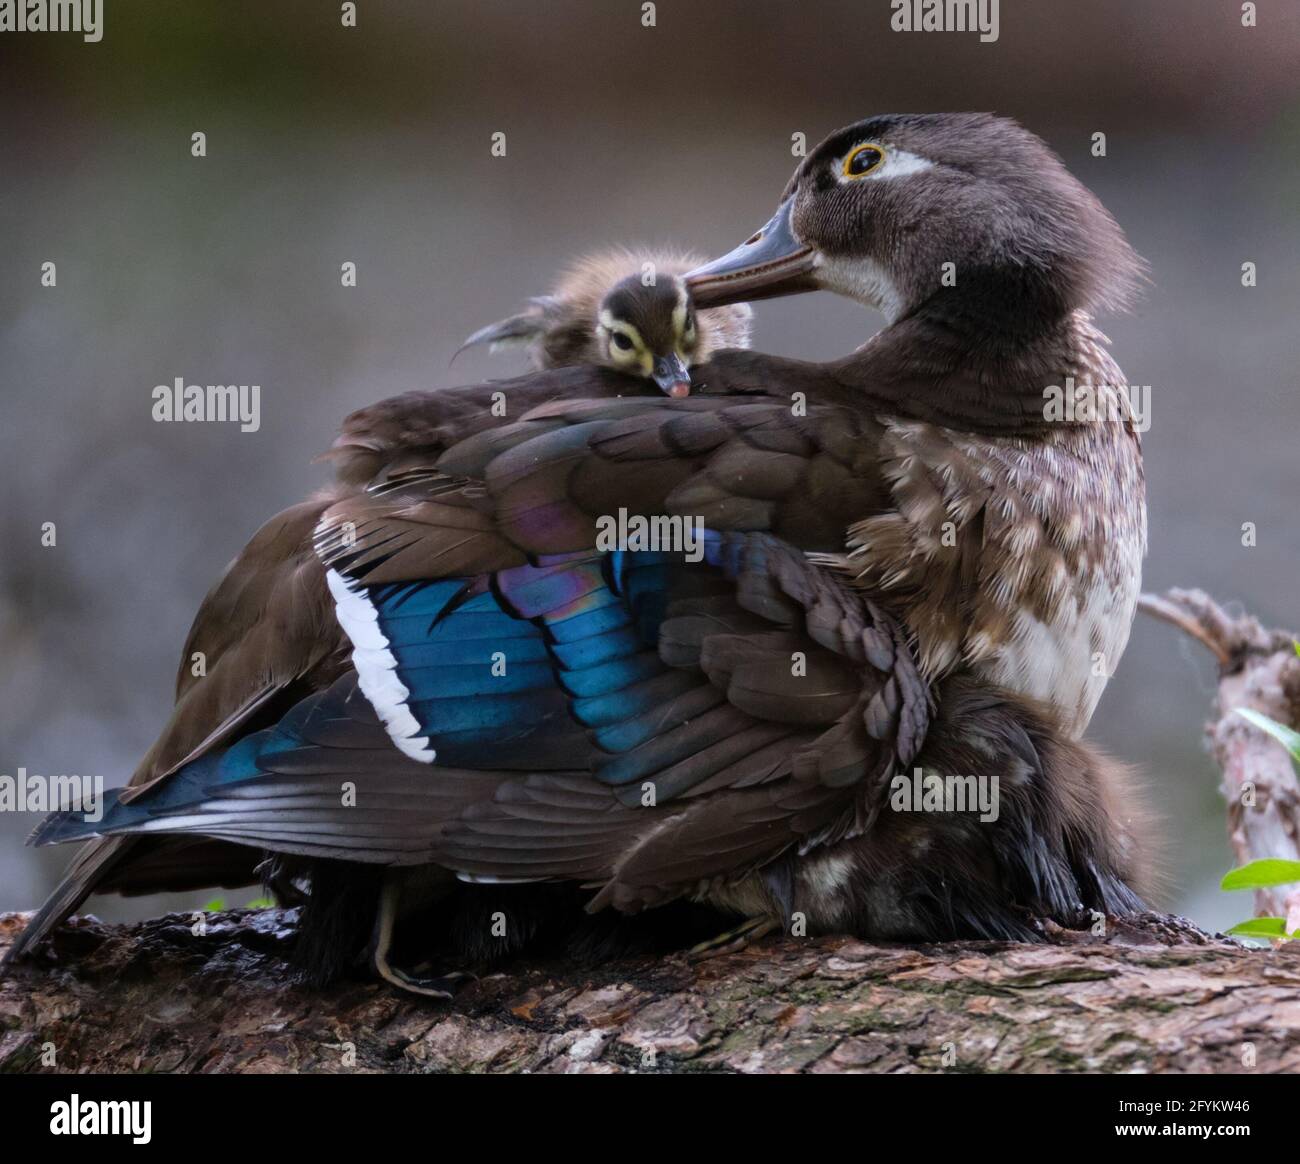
left=837, top=143, right=935, bottom=185
left=807, top=145, right=939, bottom=320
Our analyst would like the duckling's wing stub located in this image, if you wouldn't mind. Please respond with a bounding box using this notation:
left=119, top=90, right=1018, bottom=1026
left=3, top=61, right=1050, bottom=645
left=454, top=296, right=585, bottom=366
left=454, top=312, right=547, bottom=359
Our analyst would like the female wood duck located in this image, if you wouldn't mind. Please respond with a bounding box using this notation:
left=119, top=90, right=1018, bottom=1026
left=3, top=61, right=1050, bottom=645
left=9, top=114, right=1154, bottom=996
left=456, top=249, right=753, bottom=397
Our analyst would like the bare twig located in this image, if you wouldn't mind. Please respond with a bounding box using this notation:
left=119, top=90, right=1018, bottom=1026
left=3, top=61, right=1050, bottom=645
left=1138, top=588, right=1300, bottom=916
left=1136, top=591, right=1233, bottom=667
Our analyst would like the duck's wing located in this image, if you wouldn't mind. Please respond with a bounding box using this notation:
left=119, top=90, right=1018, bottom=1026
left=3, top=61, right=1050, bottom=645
left=32, top=546, right=926, bottom=910
left=2, top=369, right=671, bottom=963
left=128, top=498, right=346, bottom=798
left=30, top=395, right=928, bottom=914
left=133, top=359, right=854, bottom=798
left=9, top=363, right=894, bottom=959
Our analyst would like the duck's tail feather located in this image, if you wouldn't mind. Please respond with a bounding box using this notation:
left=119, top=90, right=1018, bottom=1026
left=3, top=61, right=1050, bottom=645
left=2, top=837, right=133, bottom=966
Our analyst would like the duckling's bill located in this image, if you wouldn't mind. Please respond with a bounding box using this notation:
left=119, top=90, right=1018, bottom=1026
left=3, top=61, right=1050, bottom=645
left=653, top=352, right=692, bottom=397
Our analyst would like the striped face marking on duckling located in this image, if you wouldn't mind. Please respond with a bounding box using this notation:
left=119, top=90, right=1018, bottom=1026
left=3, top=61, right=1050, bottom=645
left=597, top=273, right=697, bottom=397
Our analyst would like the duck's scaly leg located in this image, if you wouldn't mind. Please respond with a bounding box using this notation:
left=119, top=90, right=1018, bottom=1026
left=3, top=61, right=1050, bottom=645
left=370, top=875, right=469, bottom=999
left=686, top=915, right=781, bottom=961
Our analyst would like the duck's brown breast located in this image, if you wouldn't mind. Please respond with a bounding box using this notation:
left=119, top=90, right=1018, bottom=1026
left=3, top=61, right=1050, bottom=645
left=831, top=318, right=1146, bottom=737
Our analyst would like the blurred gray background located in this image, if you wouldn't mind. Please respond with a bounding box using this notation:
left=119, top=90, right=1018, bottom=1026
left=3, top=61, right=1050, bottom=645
left=1, top=0, right=1297, bottom=930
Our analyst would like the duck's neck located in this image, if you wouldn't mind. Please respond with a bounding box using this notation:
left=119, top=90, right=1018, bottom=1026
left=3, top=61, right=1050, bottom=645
left=833, top=277, right=1104, bottom=436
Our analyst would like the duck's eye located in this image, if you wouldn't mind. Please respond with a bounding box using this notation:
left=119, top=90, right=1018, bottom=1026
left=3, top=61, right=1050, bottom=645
left=843, top=144, right=885, bottom=179
left=611, top=332, right=635, bottom=351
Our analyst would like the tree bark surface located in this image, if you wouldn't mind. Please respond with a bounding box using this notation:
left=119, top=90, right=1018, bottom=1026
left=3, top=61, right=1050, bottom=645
left=4, top=908, right=1299, bottom=1074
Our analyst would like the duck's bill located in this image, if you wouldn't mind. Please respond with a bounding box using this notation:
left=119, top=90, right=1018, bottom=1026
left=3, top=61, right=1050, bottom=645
left=686, top=199, right=818, bottom=307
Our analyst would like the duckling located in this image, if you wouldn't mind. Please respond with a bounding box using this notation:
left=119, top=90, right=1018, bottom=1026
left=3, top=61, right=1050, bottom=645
left=457, top=249, right=752, bottom=397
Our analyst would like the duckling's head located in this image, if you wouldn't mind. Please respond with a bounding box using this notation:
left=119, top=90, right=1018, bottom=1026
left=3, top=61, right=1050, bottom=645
left=457, top=253, right=751, bottom=394
left=596, top=273, right=703, bottom=397
left=689, top=113, right=1143, bottom=337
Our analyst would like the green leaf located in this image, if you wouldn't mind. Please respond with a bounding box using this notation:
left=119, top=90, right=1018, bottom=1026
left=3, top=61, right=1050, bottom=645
left=243, top=896, right=274, bottom=910
left=1226, top=917, right=1296, bottom=940
left=202, top=896, right=226, bottom=912
left=1234, top=708, right=1300, bottom=765
left=1220, top=859, right=1300, bottom=891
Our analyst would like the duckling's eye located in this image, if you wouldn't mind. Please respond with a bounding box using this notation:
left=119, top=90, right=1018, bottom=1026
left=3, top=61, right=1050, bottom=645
left=611, top=332, right=635, bottom=351
left=843, top=144, right=885, bottom=179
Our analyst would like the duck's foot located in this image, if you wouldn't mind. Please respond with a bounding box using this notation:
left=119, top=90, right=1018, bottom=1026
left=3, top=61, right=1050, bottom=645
left=372, top=959, right=471, bottom=1000
left=256, top=856, right=309, bottom=907
left=687, top=915, right=779, bottom=961
left=370, top=877, right=469, bottom=999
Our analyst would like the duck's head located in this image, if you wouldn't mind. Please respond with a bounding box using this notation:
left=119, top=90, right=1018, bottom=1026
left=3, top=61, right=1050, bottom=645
left=597, top=272, right=750, bottom=397
left=688, top=113, right=1142, bottom=338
